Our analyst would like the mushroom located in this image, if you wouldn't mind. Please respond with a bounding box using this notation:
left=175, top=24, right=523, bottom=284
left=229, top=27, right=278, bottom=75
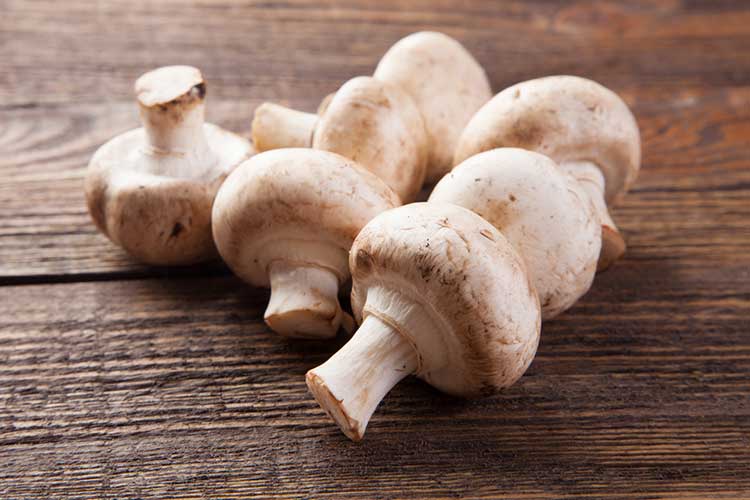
left=306, top=202, right=541, bottom=441
left=373, top=31, right=492, bottom=183
left=254, top=76, right=427, bottom=202
left=454, top=76, right=641, bottom=270
left=211, top=148, right=400, bottom=339
left=252, top=31, right=491, bottom=186
left=85, top=65, right=253, bottom=265
left=430, top=148, right=601, bottom=318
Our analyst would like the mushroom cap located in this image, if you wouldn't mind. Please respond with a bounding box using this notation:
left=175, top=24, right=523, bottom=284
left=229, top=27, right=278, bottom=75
left=85, top=117, right=252, bottom=265
left=313, top=76, right=428, bottom=203
left=350, top=202, right=541, bottom=397
left=430, top=148, right=601, bottom=318
left=212, top=148, right=400, bottom=287
left=374, top=31, right=492, bottom=183
left=454, top=75, right=641, bottom=203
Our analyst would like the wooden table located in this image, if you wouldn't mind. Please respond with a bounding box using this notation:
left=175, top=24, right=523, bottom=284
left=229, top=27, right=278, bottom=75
left=2, top=1, right=749, bottom=498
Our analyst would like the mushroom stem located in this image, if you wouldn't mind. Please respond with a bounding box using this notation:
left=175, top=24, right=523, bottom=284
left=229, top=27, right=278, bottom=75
left=264, top=261, right=353, bottom=339
left=140, top=92, right=209, bottom=156
left=251, top=103, right=317, bottom=152
left=306, top=314, right=418, bottom=441
left=560, top=160, right=626, bottom=271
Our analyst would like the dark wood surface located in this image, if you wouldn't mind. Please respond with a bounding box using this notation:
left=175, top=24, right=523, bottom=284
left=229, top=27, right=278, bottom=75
left=2, top=1, right=749, bottom=498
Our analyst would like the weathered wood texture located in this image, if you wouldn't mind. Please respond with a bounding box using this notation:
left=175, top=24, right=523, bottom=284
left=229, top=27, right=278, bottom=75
left=1, top=272, right=748, bottom=499
left=1, top=0, right=749, bottom=498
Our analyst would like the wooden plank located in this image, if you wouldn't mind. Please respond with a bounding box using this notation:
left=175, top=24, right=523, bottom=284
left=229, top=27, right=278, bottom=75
left=2, top=86, right=749, bottom=280
left=3, top=0, right=750, bottom=108
left=0, top=269, right=748, bottom=498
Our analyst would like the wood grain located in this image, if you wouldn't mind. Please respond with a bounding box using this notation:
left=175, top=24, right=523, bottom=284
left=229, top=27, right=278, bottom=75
left=3, top=0, right=750, bottom=108
left=1, top=0, right=749, bottom=498
left=0, top=272, right=748, bottom=499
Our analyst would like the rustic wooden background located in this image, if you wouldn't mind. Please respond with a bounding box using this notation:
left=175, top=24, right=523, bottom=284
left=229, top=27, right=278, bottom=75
left=2, top=1, right=749, bottom=498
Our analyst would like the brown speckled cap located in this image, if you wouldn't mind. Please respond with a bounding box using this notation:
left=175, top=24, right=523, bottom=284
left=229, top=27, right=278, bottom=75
left=212, top=148, right=400, bottom=287
left=454, top=75, right=641, bottom=204
left=431, top=148, right=601, bottom=319
left=313, top=76, right=428, bottom=203
left=375, top=31, right=492, bottom=183
left=349, top=202, right=541, bottom=397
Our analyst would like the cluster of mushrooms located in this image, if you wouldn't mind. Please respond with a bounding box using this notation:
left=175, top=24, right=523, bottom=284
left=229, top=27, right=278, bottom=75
left=86, top=32, right=640, bottom=441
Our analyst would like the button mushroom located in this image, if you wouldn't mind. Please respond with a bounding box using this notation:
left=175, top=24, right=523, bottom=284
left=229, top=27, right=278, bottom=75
left=373, top=31, right=492, bottom=183
left=254, top=76, right=428, bottom=202
left=211, top=148, right=400, bottom=339
left=313, top=76, right=428, bottom=202
left=252, top=31, right=491, bottom=187
left=430, top=148, right=601, bottom=318
left=85, top=65, right=253, bottom=265
left=454, top=76, right=641, bottom=271
left=306, top=202, right=541, bottom=441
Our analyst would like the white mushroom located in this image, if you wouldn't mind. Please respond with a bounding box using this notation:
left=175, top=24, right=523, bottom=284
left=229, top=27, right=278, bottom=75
left=307, top=202, right=541, bottom=441
left=312, top=76, right=428, bottom=202
left=255, top=76, right=427, bottom=202
left=85, top=65, right=253, bottom=265
left=454, top=76, right=641, bottom=270
left=211, top=148, right=400, bottom=339
left=430, top=148, right=601, bottom=318
left=374, top=31, right=492, bottom=182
